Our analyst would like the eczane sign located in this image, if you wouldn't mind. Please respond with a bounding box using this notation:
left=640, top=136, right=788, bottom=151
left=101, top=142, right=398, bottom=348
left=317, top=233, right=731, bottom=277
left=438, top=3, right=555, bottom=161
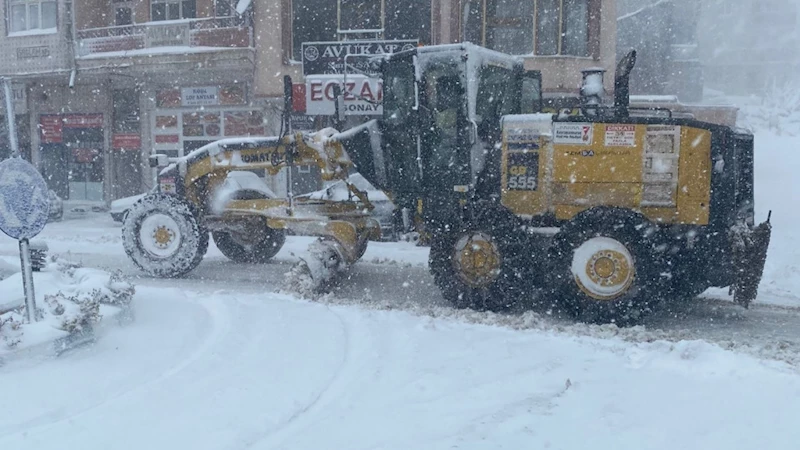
left=301, top=40, right=416, bottom=117
left=305, top=75, right=382, bottom=116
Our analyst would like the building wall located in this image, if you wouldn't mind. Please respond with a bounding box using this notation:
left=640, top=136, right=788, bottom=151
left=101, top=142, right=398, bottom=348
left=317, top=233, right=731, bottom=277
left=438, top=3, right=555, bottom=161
left=254, top=0, right=617, bottom=100
left=522, top=0, right=618, bottom=98
left=0, top=0, right=73, bottom=76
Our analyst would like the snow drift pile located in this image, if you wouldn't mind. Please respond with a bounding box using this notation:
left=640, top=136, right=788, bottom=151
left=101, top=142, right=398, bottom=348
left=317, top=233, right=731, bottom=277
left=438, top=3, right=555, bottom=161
left=0, top=258, right=134, bottom=353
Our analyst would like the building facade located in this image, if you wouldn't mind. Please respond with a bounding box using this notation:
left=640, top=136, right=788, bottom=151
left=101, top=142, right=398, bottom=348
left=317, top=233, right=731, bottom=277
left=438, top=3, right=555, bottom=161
left=2, top=0, right=618, bottom=204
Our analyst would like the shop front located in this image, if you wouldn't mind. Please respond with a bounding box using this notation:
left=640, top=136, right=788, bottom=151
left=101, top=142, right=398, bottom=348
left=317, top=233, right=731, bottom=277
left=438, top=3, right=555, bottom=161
left=39, top=113, right=105, bottom=201
left=151, top=84, right=266, bottom=158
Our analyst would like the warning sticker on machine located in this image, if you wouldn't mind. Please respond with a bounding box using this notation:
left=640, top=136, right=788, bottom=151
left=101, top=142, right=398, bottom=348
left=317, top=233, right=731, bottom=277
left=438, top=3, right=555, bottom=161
left=553, top=123, right=593, bottom=145
left=604, top=124, right=636, bottom=147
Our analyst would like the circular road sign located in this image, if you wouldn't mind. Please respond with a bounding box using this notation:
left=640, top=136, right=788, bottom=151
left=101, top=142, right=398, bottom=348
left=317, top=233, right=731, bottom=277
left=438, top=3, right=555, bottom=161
left=0, top=158, right=50, bottom=239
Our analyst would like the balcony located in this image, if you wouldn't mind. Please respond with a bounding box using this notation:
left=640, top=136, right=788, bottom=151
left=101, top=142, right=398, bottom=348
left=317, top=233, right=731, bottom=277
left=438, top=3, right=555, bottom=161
left=75, top=16, right=252, bottom=58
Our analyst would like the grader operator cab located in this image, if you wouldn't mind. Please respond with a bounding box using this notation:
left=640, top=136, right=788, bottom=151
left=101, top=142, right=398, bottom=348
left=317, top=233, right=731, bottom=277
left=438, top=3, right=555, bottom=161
left=125, top=43, right=770, bottom=324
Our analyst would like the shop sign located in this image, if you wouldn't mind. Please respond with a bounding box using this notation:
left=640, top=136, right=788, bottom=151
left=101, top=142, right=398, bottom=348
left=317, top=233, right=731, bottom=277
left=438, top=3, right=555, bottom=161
left=305, top=75, right=382, bottom=116
left=301, top=40, right=416, bottom=76
left=72, top=148, right=100, bottom=164
left=145, top=23, right=190, bottom=48
left=40, top=115, right=63, bottom=143
left=112, top=133, right=142, bottom=150
left=181, top=87, right=219, bottom=107
left=40, top=114, right=103, bottom=143
left=16, top=46, right=50, bottom=59
left=154, top=134, right=180, bottom=144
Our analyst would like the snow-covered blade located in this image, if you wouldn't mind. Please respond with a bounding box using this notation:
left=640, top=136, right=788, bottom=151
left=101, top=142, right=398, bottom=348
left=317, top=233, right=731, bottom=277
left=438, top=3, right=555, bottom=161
left=284, top=239, right=347, bottom=298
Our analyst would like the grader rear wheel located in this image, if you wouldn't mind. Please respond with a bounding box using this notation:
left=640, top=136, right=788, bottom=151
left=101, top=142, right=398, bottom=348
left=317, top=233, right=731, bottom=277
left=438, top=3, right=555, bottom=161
left=547, top=207, right=668, bottom=324
left=212, top=226, right=285, bottom=263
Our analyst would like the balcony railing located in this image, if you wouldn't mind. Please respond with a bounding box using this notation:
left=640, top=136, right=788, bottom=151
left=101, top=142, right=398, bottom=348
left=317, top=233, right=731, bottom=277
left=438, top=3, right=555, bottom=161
left=76, top=16, right=252, bottom=57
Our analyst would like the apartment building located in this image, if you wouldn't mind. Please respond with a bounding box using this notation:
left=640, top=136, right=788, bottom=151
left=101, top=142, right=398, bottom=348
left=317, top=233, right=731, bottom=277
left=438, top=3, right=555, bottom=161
left=1, top=0, right=618, bottom=203
left=258, top=0, right=617, bottom=112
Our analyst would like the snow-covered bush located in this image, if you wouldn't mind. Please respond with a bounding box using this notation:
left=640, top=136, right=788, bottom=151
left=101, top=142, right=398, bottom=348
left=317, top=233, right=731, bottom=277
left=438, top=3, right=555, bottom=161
left=738, top=80, right=800, bottom=136
left=0, top=260, right=135, bottom=349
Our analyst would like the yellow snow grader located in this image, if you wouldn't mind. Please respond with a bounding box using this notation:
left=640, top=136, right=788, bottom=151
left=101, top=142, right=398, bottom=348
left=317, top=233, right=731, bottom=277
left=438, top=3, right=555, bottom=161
left=124, top=43, right=771, bottom=323
left=122, top=94, right=381, bottom=290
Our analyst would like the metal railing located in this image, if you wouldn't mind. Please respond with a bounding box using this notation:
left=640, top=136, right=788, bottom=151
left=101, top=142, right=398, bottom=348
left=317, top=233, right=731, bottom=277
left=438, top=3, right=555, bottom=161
left=75, top=16, right=253, bottom=56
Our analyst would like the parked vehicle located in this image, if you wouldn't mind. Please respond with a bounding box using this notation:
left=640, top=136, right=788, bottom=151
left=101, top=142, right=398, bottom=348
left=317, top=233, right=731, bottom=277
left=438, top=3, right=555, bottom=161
left=110, top=194, right=145, bottom=223
left=47, top=190, right=63, bottom=222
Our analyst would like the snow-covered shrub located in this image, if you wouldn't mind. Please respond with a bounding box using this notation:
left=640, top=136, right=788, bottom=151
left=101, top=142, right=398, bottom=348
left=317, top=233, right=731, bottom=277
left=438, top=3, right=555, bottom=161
left=738, top=80, right=800, bottom=136
left=0, top=260, right=135, bottom=349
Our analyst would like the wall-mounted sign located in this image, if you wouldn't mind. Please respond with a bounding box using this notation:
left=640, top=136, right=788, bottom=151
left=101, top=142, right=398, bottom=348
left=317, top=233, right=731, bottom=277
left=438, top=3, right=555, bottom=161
left=39, top=114, right=104, bottom=144
left=112, top=133, right=142, bottom=150
left=301, top=40, right=416, bottom=76
left=305, top=75, right=383, bottom=116
left=145, top=23, right=190, bottom=47
left=181, top=87, right=219, bottom=107
left=17, top=46, right=50, bottom=59
left=156, top=85, right=247, bottom=108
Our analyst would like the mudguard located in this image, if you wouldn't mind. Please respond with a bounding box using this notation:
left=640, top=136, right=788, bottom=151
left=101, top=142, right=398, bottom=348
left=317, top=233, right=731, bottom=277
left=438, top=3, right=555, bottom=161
left=731, top=219, right=772, bottom=308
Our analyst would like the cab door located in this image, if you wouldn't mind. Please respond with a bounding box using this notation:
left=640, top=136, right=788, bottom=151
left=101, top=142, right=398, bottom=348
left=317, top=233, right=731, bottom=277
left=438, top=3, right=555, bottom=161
left=417, top=62, right=471, bottom=224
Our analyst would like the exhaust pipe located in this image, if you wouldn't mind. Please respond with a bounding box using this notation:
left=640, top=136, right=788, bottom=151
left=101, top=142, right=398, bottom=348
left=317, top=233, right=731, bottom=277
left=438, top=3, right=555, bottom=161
left=614, top=50, right=637, bottom=118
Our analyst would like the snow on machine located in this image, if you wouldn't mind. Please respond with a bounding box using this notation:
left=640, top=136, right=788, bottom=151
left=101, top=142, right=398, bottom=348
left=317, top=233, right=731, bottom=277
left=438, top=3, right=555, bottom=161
left=122, top=102, right=381, bottom=293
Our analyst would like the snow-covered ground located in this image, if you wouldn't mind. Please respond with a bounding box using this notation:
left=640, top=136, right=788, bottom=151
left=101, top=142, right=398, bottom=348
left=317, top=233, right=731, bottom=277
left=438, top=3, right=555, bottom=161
left=0, top=127, right=799, bottom=449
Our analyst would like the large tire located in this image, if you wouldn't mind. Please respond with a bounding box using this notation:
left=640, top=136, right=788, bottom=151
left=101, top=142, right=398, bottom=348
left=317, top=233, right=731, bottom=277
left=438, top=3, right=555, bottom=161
left=429, top=202, right=535, bottom=311
left=122, top=193, right=209, bottom=277
left=547, top=207, right=668, bottom=324
left=212, top=226, right=286, bottom=263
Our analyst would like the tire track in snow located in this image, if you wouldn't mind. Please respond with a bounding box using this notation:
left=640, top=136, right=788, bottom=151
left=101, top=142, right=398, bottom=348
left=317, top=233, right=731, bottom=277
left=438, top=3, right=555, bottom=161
left=0, top=289, right=233, bottom=437
left=231, top=305, right=361, bottom=450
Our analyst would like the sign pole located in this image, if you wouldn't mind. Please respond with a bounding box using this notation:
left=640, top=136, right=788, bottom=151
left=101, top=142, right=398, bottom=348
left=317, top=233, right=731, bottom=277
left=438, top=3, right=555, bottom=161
left=2, top=78, right=19, bottom=158
left=3, top=77, right=41, bottom=323
left=19, top=238, right=37, bottom=322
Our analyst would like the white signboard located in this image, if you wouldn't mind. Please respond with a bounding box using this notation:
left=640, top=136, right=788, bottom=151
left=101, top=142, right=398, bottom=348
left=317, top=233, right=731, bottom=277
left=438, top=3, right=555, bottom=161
left=182, top=87, right=219, bottom=107
left=604, top=124, right=636, bottom=147
left=553, top=122, right=593, bottom=145
left=146, top=23, right=190, bottom=47
left=305, top=75, right=383, bottom=116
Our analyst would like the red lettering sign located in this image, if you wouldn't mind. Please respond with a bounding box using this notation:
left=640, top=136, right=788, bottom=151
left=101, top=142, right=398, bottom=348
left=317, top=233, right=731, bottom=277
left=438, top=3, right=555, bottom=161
left=155, top=134, right=180, bottom=144
left=40, top=115, right=63, bottom=143
left=112, top=133, right=142, bottom=150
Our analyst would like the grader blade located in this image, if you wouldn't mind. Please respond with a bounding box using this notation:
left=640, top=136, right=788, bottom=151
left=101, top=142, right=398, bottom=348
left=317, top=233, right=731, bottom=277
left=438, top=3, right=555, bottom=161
left=284, top=239, right=348, bottom=297
left=732, top=219, right=772, bottom=308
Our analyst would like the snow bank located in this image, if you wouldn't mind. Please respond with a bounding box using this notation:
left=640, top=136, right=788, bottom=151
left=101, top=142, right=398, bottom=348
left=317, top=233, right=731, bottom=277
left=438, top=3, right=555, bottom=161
left=0, top=259, right=134, bottom=358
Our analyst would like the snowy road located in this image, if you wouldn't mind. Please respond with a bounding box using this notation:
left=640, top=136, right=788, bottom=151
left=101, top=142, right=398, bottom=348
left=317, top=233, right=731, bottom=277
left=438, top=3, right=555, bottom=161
left=3, top=266, right=800, bottom=450
left=2, top=130, right=800, bottom=449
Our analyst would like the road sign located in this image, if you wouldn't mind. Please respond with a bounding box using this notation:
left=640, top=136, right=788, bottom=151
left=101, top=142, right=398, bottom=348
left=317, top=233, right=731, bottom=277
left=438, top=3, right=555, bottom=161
left=0, top=157, right=50, bottom=240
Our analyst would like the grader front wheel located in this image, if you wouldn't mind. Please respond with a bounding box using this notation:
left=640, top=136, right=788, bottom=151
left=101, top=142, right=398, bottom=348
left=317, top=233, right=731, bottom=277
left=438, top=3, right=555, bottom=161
left=122, top=193, right=209, bottom=277
left=429, top=202, right=532, bottom=312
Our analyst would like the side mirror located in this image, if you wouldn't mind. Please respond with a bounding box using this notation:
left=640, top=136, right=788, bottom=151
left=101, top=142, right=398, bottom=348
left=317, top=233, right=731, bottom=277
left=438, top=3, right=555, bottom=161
left=149, top=154, right=169, bottom=168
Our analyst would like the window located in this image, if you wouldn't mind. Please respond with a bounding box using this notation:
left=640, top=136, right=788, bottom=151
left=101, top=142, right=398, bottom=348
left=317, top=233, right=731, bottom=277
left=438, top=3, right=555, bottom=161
left=8, top=0, right=56, bottom=33
left=292, top=0, right=337, bottom=60
left=151, top=0, right=195, bottom=21
left=463, top=0, right=594, bottom=57
left=290, top=0, right=430, bottom=60
left=214, top=0, right=235, bottom=17
left=115, top=7, right=132, bottom=26
left=486, top=0, right=533, bottom=55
